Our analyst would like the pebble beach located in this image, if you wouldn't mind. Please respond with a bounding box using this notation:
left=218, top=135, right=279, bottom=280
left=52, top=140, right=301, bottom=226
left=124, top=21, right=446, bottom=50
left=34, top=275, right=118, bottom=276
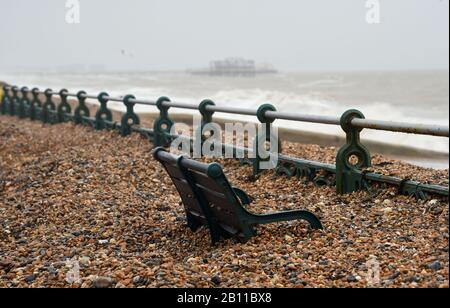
left=0, top=115, right=448, bottom=288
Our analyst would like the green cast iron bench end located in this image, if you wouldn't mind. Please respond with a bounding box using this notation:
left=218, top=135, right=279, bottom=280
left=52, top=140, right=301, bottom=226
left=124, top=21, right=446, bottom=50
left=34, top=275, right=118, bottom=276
left=205, top=161, right=323, bottom=230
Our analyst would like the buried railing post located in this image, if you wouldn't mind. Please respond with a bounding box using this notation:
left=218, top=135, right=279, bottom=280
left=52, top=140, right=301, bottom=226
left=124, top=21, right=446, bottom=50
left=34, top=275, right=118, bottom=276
left=18, top=87, right=29, bottom=119
left=74, top=91, right=90, bottom=125
left=336, top=109, right=372, bottom=195
left=42, top=89, right=56, bottom=124
left=95, top=92, right=113, bottom=130
left=121, top=95, right=140, bottom=137
left=253, top=104, right=279, bottom=175
left=153, top=97, right=174, bottom=147
left=1, top=86, right=10, bottom=115
left=57, top=89, right=72, bottom=123
left=10, top=86, right=19, bottom=116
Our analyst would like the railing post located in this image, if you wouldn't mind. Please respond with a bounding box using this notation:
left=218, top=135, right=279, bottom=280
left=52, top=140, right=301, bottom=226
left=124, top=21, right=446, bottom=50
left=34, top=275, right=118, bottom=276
left=42, top=89, right=56, bottom=124
left=153, top=97, right=174, bottom=147
left=10, top=86, right=19, bottom=116
left=199, top=99, right=215, bottom=131
left=74, top=91, right=90, bottom=125
left=18, top=87, right=29, bottom=119
left=253, top=104, right=279, bottom=175
left=1, top=85, right=10, bottom=115
left=336, top=109, right=372, bottom=194
left=121, top=95, right=140, bottom=137
left=57, top=89, right=72, bottom=123
left=198, top=99, right=216, bottom=154
left=95, top=92, right=113, bottom=130
left=30, top=88, right=42, bottom=121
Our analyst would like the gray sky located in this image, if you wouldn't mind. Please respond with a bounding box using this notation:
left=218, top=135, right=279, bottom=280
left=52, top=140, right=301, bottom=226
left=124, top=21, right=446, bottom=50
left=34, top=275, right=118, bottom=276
left=0, top=0, right=448, bottom=72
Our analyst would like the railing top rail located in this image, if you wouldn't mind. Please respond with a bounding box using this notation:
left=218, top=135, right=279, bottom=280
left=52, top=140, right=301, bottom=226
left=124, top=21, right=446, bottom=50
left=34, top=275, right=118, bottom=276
left=5, top=85, right=449, bottom=138
left=205, top=105, right=258, bottom=116
left=265, top=110, right=341, bottom=126
left=351, top=118, right=449, bottom=137
left=162, top=101, right=199, bottom=110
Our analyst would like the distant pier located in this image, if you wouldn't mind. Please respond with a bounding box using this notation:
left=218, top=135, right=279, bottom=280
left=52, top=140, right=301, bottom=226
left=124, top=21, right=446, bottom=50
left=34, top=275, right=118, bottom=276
left=188, top=58, right=278, bottom=77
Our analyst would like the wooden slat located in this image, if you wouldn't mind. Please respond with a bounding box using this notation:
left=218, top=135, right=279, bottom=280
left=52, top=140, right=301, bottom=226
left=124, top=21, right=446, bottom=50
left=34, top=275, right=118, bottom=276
left=164, top=163, right=185, bottom=179
left=190, top=170, right=225, bottom=193
left=195, top=184, right=242, bottom=231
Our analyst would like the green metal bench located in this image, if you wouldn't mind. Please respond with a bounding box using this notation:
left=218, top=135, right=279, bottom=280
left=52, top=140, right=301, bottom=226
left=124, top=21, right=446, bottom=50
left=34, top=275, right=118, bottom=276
left=153, top=147, right=323, bottom=244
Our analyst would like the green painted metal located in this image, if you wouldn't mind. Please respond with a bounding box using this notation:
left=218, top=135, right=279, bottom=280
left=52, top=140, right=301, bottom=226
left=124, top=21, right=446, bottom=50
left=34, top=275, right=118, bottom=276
left=1, top=86, right=9, bottom=115
left=199, top=99, right=216, bottom=126
left=164, top=124, right=447, bottom=200
left=74, top=91, right=90, bottom=125
left=277, top=161, right=319, bottom=182
left=29, top=88, right=42, bottom=121
left=400, top=183, right=432, bottom=200
left=275, top=154, right=337, bottom=187
left=153, top=96, right=174, bottom=146
left=2, top=85, right=448, bottom=201
left=41, top=89, right=57, bottom=124
left=253, top=104, right=278, bottom=175
left=9, top=86, right=19, bottom=116
left=154, top=147, right=323, bottom=244
left=95, top=92, right=113, bottom=130
left=18, top=87, right=29, bottom=119
left=198, top=99, right=216, bottom=154
left=57, top=89, right=72, bottom=123
left=120, top=94, right=140, bottom=136
left=131, top=126, right=154, bottom=140
left=199, top=100, right=215, bottom=134
left=23, top=87, right=32, bottom=118
left=336, top=109, right=372, bottom=195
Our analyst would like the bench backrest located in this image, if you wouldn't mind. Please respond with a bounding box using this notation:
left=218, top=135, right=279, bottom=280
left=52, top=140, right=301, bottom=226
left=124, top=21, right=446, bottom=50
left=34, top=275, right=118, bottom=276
left=154, top=148, right=251, bottom=242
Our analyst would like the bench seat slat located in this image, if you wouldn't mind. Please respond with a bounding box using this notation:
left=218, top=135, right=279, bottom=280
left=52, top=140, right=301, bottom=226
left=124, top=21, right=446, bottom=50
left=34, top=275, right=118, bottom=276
left=171, top=177, right=205, bottom=216
left=193, top=183, right=245, bottom=232
left=188, top=170, right=225, bottom=193
left=164, top=163, right=186, bottom=179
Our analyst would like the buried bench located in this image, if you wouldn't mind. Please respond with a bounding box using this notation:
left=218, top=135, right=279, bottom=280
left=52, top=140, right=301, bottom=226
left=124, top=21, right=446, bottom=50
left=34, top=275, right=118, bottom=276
left=153, top=147, right=323, bottom=244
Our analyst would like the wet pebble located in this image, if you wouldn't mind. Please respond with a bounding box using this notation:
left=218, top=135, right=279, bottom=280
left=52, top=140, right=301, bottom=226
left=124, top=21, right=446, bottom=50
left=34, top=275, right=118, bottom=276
left=93, top=276, right=114, bottom=289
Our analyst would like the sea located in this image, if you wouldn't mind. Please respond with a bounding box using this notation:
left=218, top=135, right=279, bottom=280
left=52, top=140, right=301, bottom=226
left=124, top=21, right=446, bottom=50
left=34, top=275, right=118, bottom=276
left=1, top=70, right=448, bottom=168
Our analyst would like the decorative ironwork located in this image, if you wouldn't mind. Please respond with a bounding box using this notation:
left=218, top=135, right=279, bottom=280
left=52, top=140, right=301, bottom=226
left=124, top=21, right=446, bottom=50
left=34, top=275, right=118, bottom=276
left=10, top=86, right=19, bottom=116
left=1, top=84, right=448, bottom=201
left=57, top=89, right=72, bottom=123
left=74, top=91, right=90, bottom=125
left=253, top=104, right=278, bottom=175
left=18, top=87, right=30, bottom=119
left=336, top=109, right=372, bottom=194
left=1, top=86, right=10, bottom=115
left=121, top=94, right=140, bottom=137
left=198, top=99, right=216, bottom=155
left=153, top=96, right=173, bottom=146
left=30, top=88, right=42, bottom=121
left=42, top=88, right=57, bottom=124
left=94, top=92, right=113, bottom=130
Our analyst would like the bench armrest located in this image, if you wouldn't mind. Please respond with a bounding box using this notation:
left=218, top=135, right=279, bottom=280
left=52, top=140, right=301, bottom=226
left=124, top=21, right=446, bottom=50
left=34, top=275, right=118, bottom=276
left=232, top=187, right=253, bottom=206
left=248, top=210, right=323, bottom=230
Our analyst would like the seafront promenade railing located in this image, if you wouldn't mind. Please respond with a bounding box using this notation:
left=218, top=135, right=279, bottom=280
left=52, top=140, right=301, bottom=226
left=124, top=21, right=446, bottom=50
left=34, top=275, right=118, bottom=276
left=1, top=85, right=449, bottom=200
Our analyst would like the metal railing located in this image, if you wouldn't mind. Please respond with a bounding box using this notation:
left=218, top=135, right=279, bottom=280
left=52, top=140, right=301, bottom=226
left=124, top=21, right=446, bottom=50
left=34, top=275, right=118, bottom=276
left=17, top=87, right=449, bottom=137
left=1, top=84, right=448, bottom=200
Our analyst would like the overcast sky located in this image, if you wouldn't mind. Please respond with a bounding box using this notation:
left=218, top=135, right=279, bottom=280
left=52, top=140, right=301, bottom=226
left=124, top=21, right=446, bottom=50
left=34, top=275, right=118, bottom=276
left=0, top=0, right=448, bottom=72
